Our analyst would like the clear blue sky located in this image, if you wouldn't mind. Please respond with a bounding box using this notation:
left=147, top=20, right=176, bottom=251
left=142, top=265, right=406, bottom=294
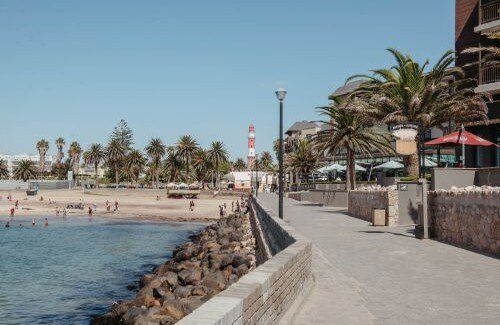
left=0, top=0, right=454, bottom=160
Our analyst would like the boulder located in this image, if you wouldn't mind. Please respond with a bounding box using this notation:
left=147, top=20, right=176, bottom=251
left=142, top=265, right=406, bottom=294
left=161, top=300, right=185, bottom=320
left=162, top=271, right=178, bottom=287
left=180, top=296, right=204, bottom=315
left=191, top=285, right=208, bottom=297
left=174, top=285, right=192, bottom=299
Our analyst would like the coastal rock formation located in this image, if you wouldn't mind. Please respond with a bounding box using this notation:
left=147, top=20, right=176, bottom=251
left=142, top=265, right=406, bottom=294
left=92, top=213, right=256, bottom=325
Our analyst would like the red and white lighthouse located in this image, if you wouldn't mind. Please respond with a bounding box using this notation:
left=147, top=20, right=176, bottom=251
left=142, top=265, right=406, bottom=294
left=247, top=123, right=256, bottom=169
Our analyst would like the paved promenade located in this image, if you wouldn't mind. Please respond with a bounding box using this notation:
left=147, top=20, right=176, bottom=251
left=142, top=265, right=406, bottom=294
left=257, top=193, right=500, bottom=325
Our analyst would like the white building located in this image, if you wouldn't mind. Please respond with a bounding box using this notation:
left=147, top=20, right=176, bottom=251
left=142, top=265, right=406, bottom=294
left=229, top=171, right=275, bottom=191
left=0, top=154, right=57, bottom=176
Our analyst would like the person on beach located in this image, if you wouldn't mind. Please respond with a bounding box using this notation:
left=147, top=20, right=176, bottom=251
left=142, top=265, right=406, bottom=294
left=93, top=203, right=97, bottom=212
left=10, top=207, right=15, bottom=217
left=235, top=200, right=240, bottom=213
left=219, top=205, right=224, bottom=218
left=31, top=218, right=36, bottom=226
left=88, top=206, right=93, bottom=217
left=15, top=200, right=19, bottom=209
left=62, top=208, right=67, bottom=218
left=44, top=218, right=48, bottom=227
left=55, top=207, right=60, bottom=216
left=231, top=201, right=234, bottom=212
left=114, top=201, right=119, bottom=212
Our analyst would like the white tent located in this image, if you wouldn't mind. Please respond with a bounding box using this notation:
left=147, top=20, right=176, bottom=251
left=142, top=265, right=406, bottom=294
left=338, top=164, right=366, bottom=172
left=178, top=182, right=189, bottom=189
left=372, top=160, right=404, bottom=170
left=324, top=163, right=345, bottom=172
left=166, top=182, right=177, bottom=189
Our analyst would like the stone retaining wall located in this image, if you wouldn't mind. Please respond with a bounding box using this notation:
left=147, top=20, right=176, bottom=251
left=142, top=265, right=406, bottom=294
left=177, top=198, right=313, bottom=325
left=428, top=189, right=500, bottom=256
left=348, top=189, right=399, bottom=226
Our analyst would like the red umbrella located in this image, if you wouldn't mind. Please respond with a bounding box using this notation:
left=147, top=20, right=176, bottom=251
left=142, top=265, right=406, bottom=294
left=425, top=130, right=498, bottom=147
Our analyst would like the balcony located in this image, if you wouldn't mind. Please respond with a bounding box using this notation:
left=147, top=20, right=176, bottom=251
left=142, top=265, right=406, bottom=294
left=475, top=0, right=500, bottom=34
left=476, top=65, right=500, bottom=94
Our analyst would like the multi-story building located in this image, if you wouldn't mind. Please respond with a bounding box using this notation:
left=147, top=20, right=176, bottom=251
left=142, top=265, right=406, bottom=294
left=284, top=121, right=322, bottom=154
left=456, top=0, right=500, bottom=167
left=0, top=154, right=57, bottom=176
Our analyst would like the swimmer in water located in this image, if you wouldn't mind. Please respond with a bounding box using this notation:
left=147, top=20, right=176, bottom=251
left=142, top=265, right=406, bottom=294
left=32, top=218, right=36, bottom=226
left=44, top=218, right=48, bottom=227
left=5, top=221, right=10, bottom=228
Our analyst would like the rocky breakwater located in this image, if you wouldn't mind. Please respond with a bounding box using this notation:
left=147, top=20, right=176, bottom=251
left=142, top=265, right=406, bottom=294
left=93, top=213, right=256, bottom=325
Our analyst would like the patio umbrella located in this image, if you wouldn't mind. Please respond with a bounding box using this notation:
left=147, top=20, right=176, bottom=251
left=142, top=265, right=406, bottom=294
left=338, top=163, right=366, bottom=172
left=324, top=163, right=344, bottom=172
left=425, top=125, right=498, bottom=168
left=372, top=160, right=404, bottom=170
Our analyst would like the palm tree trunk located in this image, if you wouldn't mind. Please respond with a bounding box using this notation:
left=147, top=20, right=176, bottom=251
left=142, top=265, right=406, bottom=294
left=94, top=162, right=98, bottom=187
left=215, top=162, right=219, bottom=189
left=186, top=158, right=190, bottom=183
left=403, top=154, right=419, bottom=177
left=346, top=149, right=356, bottom=190
left=115, top=162, right=119, bottom=189
left=349, top=150, right=356, bottom=190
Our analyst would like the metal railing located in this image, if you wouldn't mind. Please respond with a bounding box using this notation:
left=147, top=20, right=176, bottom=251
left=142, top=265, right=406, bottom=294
left=480, top=1, right=500, bottom=24
left=479, top=65, right=500, bottom=84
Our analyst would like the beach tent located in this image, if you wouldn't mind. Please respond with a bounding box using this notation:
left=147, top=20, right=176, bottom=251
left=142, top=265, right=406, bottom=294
left=189, top=182, right=200, bottom=189
left=338, top=163, right=366, bottom=172
left=166, top=182, right=177, bottom=189
left=372, top=160, right=404, bottom=170
left=317, top=166, right=329, bottom=173
left=324, top=163, right=345, bottom=172
left=178, top=183, right=189, bottom=189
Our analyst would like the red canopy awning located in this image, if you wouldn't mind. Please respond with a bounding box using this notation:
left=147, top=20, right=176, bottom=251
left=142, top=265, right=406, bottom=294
left=425, top=130, right=498, bottom=147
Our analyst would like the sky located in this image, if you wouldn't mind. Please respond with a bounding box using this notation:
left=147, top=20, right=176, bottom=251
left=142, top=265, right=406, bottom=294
left=0, top=0, right=454, bottom=160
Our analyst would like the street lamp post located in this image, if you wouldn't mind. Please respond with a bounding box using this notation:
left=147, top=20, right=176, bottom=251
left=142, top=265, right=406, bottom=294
left=275, top=88, right=286, bottom=219
left=255, top=153, right=259, bottom=197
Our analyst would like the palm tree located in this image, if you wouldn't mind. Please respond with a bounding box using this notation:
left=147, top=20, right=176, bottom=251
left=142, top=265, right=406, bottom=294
left=206, top=141, right=229, bottom=189
left=83, top=144, right=106, bottom=183
left=347, top=48, right=487, bottom=176
left=36, top=139, right=49, bottom=175
left=314, top=98, right=393, bottom=190
left=107, top=139, right=126, bottom=189
left=145, top=138, right=166, bottom=188
left=287, top=139, right=319, bottom=185
left=176, top=135, right=199, bottom=181
left=0, top=159, right=9, bottom=179
left=125, top=149, right=146, bottom=184
left=55, top=137, right=65, bottom=163
left=259, top=151, right=274, bottom=172
left=192, top=149, right=210, bottom=184
left=68, top=141, right=82, bottom=176
left=164, top=146, right=183, bottom=182
left=232, top=158, right=246, bottom=171
left=13, top=160, right=37, bottom=182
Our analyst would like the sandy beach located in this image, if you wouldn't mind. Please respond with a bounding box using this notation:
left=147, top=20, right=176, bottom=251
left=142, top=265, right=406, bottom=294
left=0, top=188, right=242, bottom=222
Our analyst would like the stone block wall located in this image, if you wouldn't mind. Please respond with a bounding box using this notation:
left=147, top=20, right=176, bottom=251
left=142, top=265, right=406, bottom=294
left=348, top=189, right=399, bottom=226
left=428, top=189, right=500, bottom=256
left=177, top=198, right=313, bottom=325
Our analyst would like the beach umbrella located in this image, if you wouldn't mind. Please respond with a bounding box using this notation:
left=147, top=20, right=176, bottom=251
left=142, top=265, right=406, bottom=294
left=178, top=182, right=189, bottom=189
left=338, top=163, right=366, bottom=172
left=166, top=182, right=177, bottom=189
left=372, top=160, right=404, bottom=170
left=324, top=163, right=344, bottom=172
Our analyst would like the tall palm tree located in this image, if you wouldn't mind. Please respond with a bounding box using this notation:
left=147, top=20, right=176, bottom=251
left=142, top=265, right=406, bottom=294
left=13, top=160, right=37, bottom=182
left=107, top=139, right=126, bottom=189
left=206, top=141, right=229, bottom=189
left=347, top=48, right=487, bottom=176
left=314, top=98, right=393, bottom=190
left=164, top=146, right=183, bottom=183
left=0, top=159, right=9, bottom=179
left=68, top=141, right=82, bottom=176
left=176, top=135, right=199, bottom=181
left=287, top=139, right=319, bottom=185
left=145, top=138, right=166, bottom=188
left=83, top=144, right=106, bottom=183
left=192, top=149, right=210, bottom=184
left=259, top=151, right=274, bottom=172
left=125, top=149, right=146, bottom=184
left=232, top=158, right=246, bottom=172
left=36, top=139, right=49, bottom=175
left=55, top=137, right=65, bottom=163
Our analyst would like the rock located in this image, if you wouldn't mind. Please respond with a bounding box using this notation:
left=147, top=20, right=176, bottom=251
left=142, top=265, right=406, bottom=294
left=122, top=307, right=148, bottom=325
left=180, top=296, right=204, bottom=315
left=202, top=271, right=226, bottom=292
left=140, top=274, right=156, bottom=288
left=162, top=300, right=185, bottom=320
left=191, top=285, right=208, bottom=297
left=231, top=254, right=249, bottom=268
left=162, top=271, right=178, bottom=287
left=235, top=264, right=249, bottom=277
left=174, top=285, right=192, bottom=299
left=126, top=284, right=138, bottom=291
left=153, top=286, right=170, bottom=299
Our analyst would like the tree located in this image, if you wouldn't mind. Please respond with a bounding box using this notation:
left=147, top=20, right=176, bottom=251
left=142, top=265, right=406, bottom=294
left=36, top=139, right=49, bottom=175
left=176, top=135, right=199, bottom=182
left=68, top=141, right=82, bottom=176
left=206, top=141, right=229, bottom=189
left=83, top=144, right=106, bottom=183
left=348, top=48, right=487, bottom=176
left=164, top=146, right=183, bottom=182
left=145, top=138, right=166, bottom=188
left=314, top=98, right=393, bottom=190
left=259, top=151, right=274, bottom=172
left=13, top=160, right=37, bottom=182
left=110, top=119, right=134, bottom=152
left=0, top=159, right=9, bottom=179
left=192, top=149, right=211, bottom=184
left=287, top=139, right=319, bottom=185
left=232, top=158, right=246, bottom=171
left=55, top=137, right=65, bottom=163
left=107, top=139, right=126, bottom=189
left=125, top=149, right=146, bottom=184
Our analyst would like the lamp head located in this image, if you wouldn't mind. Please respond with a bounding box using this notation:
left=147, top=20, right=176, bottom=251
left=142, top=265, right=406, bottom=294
left=275, top=88, right=287, bottom=101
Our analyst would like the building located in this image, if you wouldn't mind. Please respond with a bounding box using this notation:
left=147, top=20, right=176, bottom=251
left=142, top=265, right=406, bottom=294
left=0, top=154, right=57, bottom=176
left=456, top=0, right=500, bottom=167
left=247, top=123, right=256, bottom=169
left=284, top=121, right=322, bottom=154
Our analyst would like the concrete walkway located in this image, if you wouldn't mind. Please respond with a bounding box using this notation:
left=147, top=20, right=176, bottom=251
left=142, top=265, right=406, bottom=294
left=257, top=193, right=500, bottom=325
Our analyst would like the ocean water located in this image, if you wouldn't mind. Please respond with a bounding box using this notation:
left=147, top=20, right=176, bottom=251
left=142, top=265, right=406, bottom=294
left=0, top=216, right=204, bottom=325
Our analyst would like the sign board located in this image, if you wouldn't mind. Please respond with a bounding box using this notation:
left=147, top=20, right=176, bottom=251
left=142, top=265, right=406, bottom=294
left=392, top=123, right=419, bottom=156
